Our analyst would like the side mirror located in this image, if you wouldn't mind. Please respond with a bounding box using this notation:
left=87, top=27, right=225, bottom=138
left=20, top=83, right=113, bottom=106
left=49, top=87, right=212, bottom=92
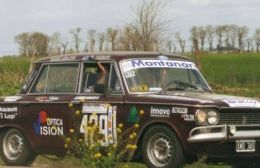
left=94, top=84, right=108, bottom=95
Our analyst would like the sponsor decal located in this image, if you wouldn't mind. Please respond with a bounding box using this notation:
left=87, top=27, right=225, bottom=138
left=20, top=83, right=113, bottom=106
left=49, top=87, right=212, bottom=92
left=128, top=106, right=139, bottom=123
left=35, top=96, right=59, bottom=102
left=33, top=111, right=64, bottom=136
left=121, top=59, right=197, bottom=72
left=0, top=107, right=18, bottom=120
left=150, top=107, right=171, bottom=118
left=172, top=107, right=188, bottom=114
left=94, top=55, right=111, bottom=60
left=223, top=99, right=260, bottom=108
left=82, top=103, right=108, bottom=114
left=4, top=96, right=21, bottom=102
left=74, top=96, right=100, bottom=101
left=125, top=71, right=135, bottom=78
left=51, top=56, right=76, bottom=62
left=80, top=103, right=117, bottom=146
left=181, top=114, right=195, bottom=121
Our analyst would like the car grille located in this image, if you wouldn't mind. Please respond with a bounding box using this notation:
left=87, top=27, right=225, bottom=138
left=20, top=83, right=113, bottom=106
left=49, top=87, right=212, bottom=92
left=218, top=111, right=260, bottom=125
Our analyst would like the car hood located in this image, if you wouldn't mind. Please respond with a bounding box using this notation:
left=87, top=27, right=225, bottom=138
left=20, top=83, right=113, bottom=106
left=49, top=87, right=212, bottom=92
left=131, top=91, right=260, bottom=108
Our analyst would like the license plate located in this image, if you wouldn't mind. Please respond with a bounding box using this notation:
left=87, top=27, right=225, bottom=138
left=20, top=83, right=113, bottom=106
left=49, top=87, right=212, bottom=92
left=236, top=139, right=255, bottom=152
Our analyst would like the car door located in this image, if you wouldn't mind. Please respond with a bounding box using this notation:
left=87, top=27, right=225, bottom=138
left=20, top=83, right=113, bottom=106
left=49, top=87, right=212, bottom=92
left=78, top=61, right=124, bottom=146
left=19, top=62, right=80, bottom=153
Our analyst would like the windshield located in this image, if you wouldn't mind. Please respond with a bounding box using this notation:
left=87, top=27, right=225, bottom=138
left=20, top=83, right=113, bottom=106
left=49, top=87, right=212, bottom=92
left=120, top=59, right=210, bottom=93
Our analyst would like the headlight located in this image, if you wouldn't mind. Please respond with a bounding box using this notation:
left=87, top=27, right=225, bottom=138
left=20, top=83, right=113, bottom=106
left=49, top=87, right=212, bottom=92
left=207, top=110, right=219, bottom=125
left=195, top=109, right=219, bottom=125
left=195, top=109, right=207, bottom=125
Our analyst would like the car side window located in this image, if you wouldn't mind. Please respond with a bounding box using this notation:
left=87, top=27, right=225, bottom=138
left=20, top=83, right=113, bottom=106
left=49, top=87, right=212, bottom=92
left=30, top=63, right=79, bottom=93
left=108, top=65, right=123, bottom=94
left=81, top=62, right=110, bottom=94
left=30, top=65, right=48, bottom=93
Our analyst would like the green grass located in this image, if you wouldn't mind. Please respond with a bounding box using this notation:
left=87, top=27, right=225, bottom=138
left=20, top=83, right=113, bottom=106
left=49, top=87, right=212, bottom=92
left=199, top=53, right=260, bottom=86
left=0, top=56, right=30, bottom=96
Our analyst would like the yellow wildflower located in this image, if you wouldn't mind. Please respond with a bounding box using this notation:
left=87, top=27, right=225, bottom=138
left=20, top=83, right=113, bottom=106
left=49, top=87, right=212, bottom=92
left=94, top=152, right=102, bottom=159
left=64, top=144, right=68, bottom=148
left=66, top=138, right=71, bottom=142
left=134, top=123, right=140, bottom=129
left=113, top=144, right=118, bottom=148
left=126, top=144, right=137, bottom=150
left=78, top=139, right=83, bottom=142
left=139, top=110, right=144, bottom=116
left=68, top=103, right=73, bottom=108
left=117, top=128, right=122, bottom=133
left=89, top=144, right=94, bottom=149
left=69, top=129, right=75, bottom=133
left=75, top=110, right=81, bottom=115
left=123, top=164, right=129, bottom=168
left=118, top=123, right=124, bottom=128
left=107, top=152, right=112, bottom=157
left=129, top=134, right=134, bottom=139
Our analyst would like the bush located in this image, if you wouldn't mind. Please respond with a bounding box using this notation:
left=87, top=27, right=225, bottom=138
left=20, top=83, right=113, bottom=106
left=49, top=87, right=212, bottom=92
left=64, top=102, right=143, bottom=168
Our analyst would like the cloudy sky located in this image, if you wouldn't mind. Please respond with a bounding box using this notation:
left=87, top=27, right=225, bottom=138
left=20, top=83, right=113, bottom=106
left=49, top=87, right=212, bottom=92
left=0, top=0, right=259, bottom=55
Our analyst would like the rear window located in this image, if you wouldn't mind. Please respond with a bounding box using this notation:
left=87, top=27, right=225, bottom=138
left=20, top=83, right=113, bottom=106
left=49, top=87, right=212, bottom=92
left=30, top=63, right=79, bottom=93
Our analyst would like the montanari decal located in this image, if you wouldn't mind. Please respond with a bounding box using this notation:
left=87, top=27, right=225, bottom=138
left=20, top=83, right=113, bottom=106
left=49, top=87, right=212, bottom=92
left=80, top=103, right=117, bottom=146
left=34, top=111, right=64, bottom=136
left=223, top=99, right=260, bottom=108
left=121, top=59, right=197, bottom=72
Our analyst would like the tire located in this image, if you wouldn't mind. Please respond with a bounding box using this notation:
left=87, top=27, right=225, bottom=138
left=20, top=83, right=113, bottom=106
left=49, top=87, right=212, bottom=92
left=0, top=128, right=36, bottom=166
left=142, top=125, right=185, bottom=168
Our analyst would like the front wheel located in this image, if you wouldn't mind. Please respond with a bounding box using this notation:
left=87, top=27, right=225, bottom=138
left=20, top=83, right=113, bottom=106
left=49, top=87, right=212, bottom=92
left=0, top=128, right=36, bottom=166
left=142, top=125, right=185, bottom=168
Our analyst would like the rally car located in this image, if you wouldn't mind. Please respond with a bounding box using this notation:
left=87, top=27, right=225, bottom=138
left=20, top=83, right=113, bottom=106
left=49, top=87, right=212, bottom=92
left=0, top=51, right=260, bottom=168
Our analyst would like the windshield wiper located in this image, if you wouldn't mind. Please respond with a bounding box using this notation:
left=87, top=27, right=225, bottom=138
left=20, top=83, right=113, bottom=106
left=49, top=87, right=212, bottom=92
left=161, top=80, right=198, bottom=90
left=160, top=86, right=186, bottom=92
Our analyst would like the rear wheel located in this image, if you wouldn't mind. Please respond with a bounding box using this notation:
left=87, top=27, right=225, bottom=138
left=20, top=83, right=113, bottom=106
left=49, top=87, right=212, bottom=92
left=142, top=125, right=185, bottom=168
left=0, top=129, right=36, bottom=166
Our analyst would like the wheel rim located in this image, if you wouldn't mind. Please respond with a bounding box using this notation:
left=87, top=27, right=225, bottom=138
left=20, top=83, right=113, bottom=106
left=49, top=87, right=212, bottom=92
left=3, top=130, right=24, bottom=161
left=147, top=133, right=173, bottom=167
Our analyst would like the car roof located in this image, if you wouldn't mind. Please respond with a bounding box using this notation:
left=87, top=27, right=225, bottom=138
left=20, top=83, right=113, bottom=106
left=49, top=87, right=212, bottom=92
left=34, top=51, right=191, bottom=63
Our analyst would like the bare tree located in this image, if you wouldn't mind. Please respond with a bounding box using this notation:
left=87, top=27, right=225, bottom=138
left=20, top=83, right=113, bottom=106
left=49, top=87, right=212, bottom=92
left=175, top=32, right=185, bottom=54
left=87, top=29, right=96, bottom=52
left=237, top=26, right=248, bottom=52
left=216, top=25, right=225, bottom=51
left=229, top=25, right=238, bottom=48
left=166, top=40, right=173, bottom=53
left=190, top=26, right=199, bottom=53
left=205, top=25, right=215, bottom=51
left=69, top=27, right=82, bottom=53
left=246, top=38, right=253, bottom=52
left=198, top=26, right=206, bottom=51
left=48, top=32, right=61, bottom=56
left=119, top=26, right=139, bottom=51
left=61, top=40, right=69, bottom=55
left=107, top=27, right=118, bottom=51
left=130, top=0, right=169, bottom=51
left=223, top=25, right=232, bottom=47
left=29, top=32, right=49, bottom=57
left=15, top=32, right=31, bottom=56
left=254, top=28, right=260, bottom=53
left=97, top=32, right=105, bottom=51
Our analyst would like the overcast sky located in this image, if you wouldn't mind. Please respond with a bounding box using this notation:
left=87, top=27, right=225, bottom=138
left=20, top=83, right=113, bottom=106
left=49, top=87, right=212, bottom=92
left=0, top=0, right=260, bottom=56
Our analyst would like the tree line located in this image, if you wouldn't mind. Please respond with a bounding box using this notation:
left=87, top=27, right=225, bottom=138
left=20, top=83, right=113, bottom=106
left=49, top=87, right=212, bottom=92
left=14, top=0, right=260, bottom=57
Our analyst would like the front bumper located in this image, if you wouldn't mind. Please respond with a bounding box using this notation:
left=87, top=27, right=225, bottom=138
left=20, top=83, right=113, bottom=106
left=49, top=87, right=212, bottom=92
left=188, top=125, right=260, bottom=143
